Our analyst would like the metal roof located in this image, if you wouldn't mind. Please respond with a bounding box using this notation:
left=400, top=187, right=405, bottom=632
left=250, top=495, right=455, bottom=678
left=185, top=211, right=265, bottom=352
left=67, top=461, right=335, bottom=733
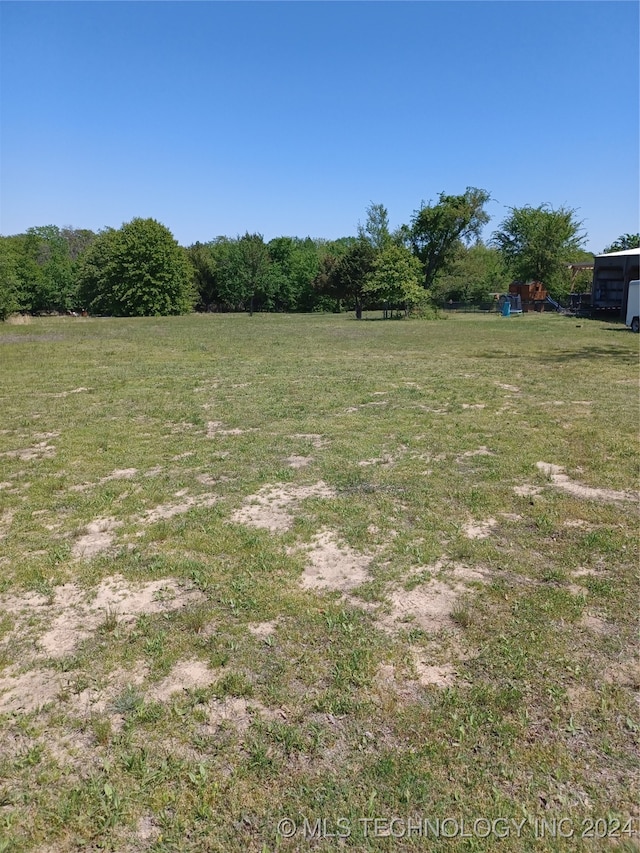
left=594, top=247, right=640, bottom=258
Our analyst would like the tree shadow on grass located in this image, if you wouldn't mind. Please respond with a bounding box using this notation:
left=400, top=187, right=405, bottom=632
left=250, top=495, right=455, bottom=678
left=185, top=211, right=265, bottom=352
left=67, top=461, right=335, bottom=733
left=534, top=345, right=637, bottom=365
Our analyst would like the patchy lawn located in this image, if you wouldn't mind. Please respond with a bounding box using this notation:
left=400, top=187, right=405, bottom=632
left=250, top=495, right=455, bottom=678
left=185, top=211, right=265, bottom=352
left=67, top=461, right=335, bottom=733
left=0, top=311, right=638, bottom=851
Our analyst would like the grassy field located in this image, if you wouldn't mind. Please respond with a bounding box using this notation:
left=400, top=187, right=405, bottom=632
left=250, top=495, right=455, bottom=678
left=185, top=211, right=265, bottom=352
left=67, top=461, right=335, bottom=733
left=0, top=310, right=638, bottom=852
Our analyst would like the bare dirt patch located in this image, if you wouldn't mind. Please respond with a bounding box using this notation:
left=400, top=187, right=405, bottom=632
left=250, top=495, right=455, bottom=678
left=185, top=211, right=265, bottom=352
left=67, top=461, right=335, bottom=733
left=247, top=619, right=280, bottom=639
left=496, top=382, right=520, bottom=393
left=286, top=455, right=313, bottom=469
left=580, top=614, right=611, bottom=636
left=138, top=491, right=219, bottom=525
left=51, top=387, right=89, bottom=398
left=0, top=438, right=58, bottom=461
left=0, top=509, right=15, bottom=539
left=410, top=649, right=457, bottom=687
left=289, top=433, right=329, bottom=449
left=206, top=421, right=255, bottom=437
left=462, top=518, right=497, bottom=540
left=0, top=666, right=66, bottom=714
left=0, top=575, right=205, bottom=676
left=460, top=446, right=493, bottom=458
left=536, top=461, right=638, bottom=503
left=513, top=484, right=543, bottom=497
left=203, top=697, right=285, bottom=735
left=72, top=516, right=122, bottom=559
left=39, top=576, right=204, bottom=658
left=296, top=529, right=373, bottom=593
left=231, top=481, right=336, bottom=533
left=147, top=659, right=218, bottom=702
left=376, top=561, right=486, bottom=635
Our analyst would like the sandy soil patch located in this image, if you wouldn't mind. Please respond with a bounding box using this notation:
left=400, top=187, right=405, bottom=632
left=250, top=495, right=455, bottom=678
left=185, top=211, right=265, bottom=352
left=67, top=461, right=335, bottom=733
left=73, top=662, right=150, bottom=715
left=38, top=575, right=204, bottom=658
left=345, top=401, right=389, bottom=413
left=196, top=473, right=230, bottom=486
left=462, top=518, right=497, bottom=540
left=206, top=421, right=255, bottom=437
left=286, top=455, right=313, bottom=469
left=0, top=509, right=15, bottom=539
left=458, top=446, right=493, bottom=460
left=462, top=403, right=486, bottom=409
left=232, top=481, right=336, bottom=532
left=0, top=576, right=204, bottom=676
left=358, top=455, right=394, bottom=467
left=580, top=614, right=611, bottom=636
left=72, top=517, right=121, bottom=558
left=248, top=619, right=280, bottom=639
left=496, top=383, right=520, bottom=392
left=296, top=529, right=373, bottom=593
left=602, top=659, right=640, bottom=692
left=410, top=649, right=457, bottom=687
left=0, top=666, right=66, bottom=714
left=138, top=492, right=219, bottom=525
left=204, top=696, right=284, bottom=734
left=51, top=387, right=89, bottom=398
left=377, top=561, right=485, bottom=635
left=514, top=484, right=543, bottom=497
left=536, top=461, right=638, bottom=503
left=0, top=439, right=57, bottom=461
left=147, top=659, right=218, bottom=702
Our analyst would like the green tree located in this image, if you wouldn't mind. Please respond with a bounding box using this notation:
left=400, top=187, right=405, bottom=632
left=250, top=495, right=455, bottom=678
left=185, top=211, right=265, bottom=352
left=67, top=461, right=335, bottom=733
left=314, top=240, right=375, bottom=319
left=432, top=243, right=509, bottom=303
left=230, top=233, right=273, bottom=314
left=364, top=244, right=424, bottom=316
left=358, top=202, right=393, bottom=252
left=603, top=233, right=639, bottom=253
left=0, top=238, right=21, bottom=320
left=406, top=187, right=491, bottom=290
left=16, top=226, right=76, bottom=313
left=78, top=218, right=195, bottom=316
left=490, top=204, right=586, bottom=296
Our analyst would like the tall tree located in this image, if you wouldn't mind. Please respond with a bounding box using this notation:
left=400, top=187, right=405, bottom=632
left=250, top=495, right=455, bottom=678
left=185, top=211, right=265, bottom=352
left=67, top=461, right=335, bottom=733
left=406, top=187, right=491, bottom=290
left=231, top=233, right=273, bottom=315
left=314, top=240, right=375, bottom=319
left=78, top=218, right=195, bottom=316
left=0, top=238, right=21, bottom=320
left=364, top=244, right=424, bottom=316
left=358, top=202, right=393, bottom=252
left=490, top=204, right=586, bottom=294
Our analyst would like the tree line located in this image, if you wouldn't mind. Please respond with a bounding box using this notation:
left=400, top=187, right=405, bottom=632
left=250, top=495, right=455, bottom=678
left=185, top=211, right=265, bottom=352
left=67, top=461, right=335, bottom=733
left=1, top=189, right=637, bottom=320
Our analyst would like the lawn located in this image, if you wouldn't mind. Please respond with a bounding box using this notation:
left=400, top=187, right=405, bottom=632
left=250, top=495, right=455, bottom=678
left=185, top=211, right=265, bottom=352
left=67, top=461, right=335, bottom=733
left=0, top=310, right=638, bottom=852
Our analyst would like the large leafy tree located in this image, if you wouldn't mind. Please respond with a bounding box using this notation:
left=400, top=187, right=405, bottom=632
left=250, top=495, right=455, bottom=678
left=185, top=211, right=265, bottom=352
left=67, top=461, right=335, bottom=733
left=0, top=238, right=21, bottom=320
left=432, top=243, right=509, bottom=303
left=78, top=218, right=195, bottom=316
left=313, top=240, right=374, bottom=318
left=364, top=245, right=424, bottom=315
left=14, top=226, right=77, bottom=313
left=229, top=233, right=273, bottom=314
left=405, top=187, right=491, bottom=290
left=490, top=204, right=586, bottom=295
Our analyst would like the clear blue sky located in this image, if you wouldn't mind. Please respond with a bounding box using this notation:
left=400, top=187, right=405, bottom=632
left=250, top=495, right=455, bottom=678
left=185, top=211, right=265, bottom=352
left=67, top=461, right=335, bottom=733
left=1, top=1, right=638, bottom=254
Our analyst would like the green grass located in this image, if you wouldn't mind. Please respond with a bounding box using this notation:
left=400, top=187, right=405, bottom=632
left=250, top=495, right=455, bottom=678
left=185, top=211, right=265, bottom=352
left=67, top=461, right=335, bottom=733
left=0, top=311, right=638, bottom=851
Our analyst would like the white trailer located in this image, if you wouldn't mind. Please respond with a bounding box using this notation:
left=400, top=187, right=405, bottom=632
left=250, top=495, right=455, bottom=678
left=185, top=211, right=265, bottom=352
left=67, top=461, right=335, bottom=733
left=626, top=280, right=640, bottom=333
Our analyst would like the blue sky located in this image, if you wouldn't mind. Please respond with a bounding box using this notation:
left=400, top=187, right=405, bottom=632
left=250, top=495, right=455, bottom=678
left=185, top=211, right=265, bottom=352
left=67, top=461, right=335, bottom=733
left=1, top=1, right=638, bottom=254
